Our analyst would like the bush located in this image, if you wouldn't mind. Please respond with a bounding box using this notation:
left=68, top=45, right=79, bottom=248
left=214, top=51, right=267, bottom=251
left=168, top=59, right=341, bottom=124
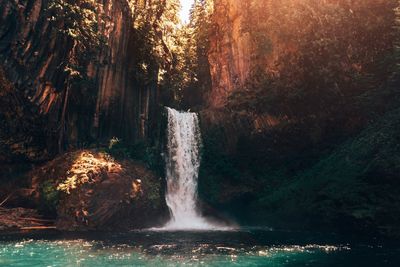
left=39, top=180, right=59, bottom=217
left=105, top=138, right=164, bottom=176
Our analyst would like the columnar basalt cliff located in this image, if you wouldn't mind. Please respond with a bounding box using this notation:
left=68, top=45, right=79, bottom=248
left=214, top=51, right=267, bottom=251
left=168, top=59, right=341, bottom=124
left=208, top=0, right=289, bottom=109
left=206, top=0, right=299, bottom=135
left=0, top=0, right=158, bottom=158
left=207, top=0, right=251, bottom=109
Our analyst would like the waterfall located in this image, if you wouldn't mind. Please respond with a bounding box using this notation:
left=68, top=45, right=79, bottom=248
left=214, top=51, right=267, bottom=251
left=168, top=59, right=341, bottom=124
left=162, top=107, right=213, bottom=230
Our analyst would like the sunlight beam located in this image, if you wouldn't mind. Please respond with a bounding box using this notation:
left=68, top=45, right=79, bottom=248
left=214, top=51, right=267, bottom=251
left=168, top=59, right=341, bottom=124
left=179, top=0, right=195, bottom=24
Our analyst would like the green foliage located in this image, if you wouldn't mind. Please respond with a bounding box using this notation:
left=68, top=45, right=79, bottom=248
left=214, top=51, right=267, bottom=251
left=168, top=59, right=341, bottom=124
left=139, top=175, right=165, bottom=211
left=48, top=0, right=103, bottom=47
left=230, top=0, right=398, bottom=120
left=105, top=138, right=164, bottom=176
left=198, top=126, right=244, bottom=206
left=160, top=0, right=213, bottom=108
left=253, top=108, right=400, bottom=233
left=39, top=180, right=59, bottom=216
left=48, top=0, right=105, bottom=77
left=199, top=106, right=400, bottom=234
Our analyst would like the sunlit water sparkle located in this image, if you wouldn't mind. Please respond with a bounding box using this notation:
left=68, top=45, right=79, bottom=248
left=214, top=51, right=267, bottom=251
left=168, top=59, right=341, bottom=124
left=0, top=229, right=399, bottom=267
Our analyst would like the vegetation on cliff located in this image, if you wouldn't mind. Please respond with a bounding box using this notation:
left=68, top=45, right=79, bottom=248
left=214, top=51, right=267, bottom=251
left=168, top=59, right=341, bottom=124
left=160, top=0, right=213, bottom=109
left=198, top=0, right=400, bottom=237
left=228, top=0, right=398, bottom=117
left=254, top=108, right=400, bottom=236
left=0, top=0, right=184, bottom=229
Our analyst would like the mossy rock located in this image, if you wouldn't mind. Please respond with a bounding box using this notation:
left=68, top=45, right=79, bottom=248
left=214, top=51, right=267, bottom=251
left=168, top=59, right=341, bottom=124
left=30, top=149, right=169, bottom=231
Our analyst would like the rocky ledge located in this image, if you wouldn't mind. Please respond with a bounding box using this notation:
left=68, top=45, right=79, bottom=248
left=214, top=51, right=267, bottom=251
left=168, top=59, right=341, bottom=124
left=0, top=207, right=55, bottom=232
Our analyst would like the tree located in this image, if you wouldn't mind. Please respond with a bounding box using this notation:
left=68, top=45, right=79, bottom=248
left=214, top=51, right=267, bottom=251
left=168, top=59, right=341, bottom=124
left=228, top=0, right=398, bottom=121
left=160, top=0, right=214, bottom=108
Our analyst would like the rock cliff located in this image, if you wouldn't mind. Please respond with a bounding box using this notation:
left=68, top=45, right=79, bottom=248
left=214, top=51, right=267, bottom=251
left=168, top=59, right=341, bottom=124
left=208, top=0, right=289, bottom=109
left=207, top=0, right=395, bottom=111
left=0, top=0, right=159, bottom=157
left=207, top=0, right=251, bottom=108
left=200, top=0, right=400, bottom=237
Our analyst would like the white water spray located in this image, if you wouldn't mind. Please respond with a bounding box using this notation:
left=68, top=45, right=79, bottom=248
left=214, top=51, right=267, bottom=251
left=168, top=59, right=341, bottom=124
left=162, top=107, right=220, bottom=230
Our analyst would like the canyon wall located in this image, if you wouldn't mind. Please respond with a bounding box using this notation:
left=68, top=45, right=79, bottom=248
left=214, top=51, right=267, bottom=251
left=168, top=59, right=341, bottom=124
left=205, top=0, right=396, bottom=137
left=207, top=0, right=395, bottom=110
left=208, top=0, right=290, bottom=109
left=204, top=0, right=284, bottom=150
left=0, top=0, right=158, bottom=158
left=207, top=0, right=251, bottom=109
left=200, top=0, right=400, bottom=235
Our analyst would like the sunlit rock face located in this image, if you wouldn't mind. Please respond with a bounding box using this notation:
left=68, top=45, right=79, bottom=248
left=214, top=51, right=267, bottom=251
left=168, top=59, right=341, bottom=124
left=208, top=0, right=251, bottom=108
left=208, top=0, right=281, bottom=109
left=208, top=0, right=395, bottom=110
left=0, top=0, right=157, bottom=154
left=29, top=150, right=168, bottom=230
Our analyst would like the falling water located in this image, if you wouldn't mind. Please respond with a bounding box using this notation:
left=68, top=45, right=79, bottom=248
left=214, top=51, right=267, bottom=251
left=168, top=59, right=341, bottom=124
left=162, top=107, right=214, bottom=230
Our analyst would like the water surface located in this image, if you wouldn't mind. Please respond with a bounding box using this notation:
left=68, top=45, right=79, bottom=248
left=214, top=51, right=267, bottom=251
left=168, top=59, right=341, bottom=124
left=1, top=229, right=399, bottom=266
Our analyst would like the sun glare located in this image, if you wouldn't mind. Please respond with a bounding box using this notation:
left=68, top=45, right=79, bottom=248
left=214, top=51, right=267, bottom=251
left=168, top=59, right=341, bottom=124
left=179, top=0, right=195, bottom=24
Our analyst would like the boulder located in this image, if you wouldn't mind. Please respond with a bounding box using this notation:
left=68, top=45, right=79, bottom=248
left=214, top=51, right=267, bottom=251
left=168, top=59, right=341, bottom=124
left=30, top=150, right=168, bottom=231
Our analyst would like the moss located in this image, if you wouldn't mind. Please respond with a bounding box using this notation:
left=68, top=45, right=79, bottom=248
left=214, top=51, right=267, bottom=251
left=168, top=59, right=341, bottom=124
left=39, top=180, right=59, bottom=217
left=140, top=176, right=165, bottom=211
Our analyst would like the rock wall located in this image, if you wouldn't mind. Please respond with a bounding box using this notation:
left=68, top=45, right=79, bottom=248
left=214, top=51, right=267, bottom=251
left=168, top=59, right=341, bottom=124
left=208, top=0, right=285, bottom=109
left=207, top=0, right=251, bottom=108
left=206, top=0, right=395, bottom=137
left=208, top=0, right=395, bottom=111
left=202, top=0, right=400, bottom=237
left=0, top=0, right=159, bottom=156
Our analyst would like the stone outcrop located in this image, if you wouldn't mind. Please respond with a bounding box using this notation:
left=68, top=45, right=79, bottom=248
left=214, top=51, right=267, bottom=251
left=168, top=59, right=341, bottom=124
left=29, top=150, right=168, bottom=230
left=0, top=67, right=47, bottom=163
